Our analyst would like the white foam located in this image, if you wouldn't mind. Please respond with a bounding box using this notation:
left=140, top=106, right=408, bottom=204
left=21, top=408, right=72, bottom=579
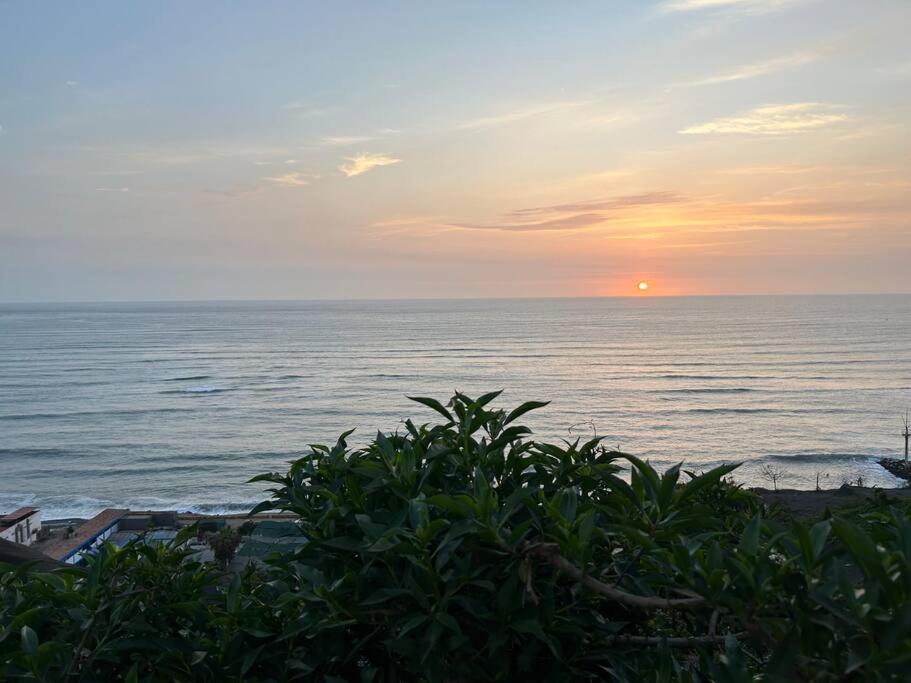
left=0, top=492, right=263, bottom=520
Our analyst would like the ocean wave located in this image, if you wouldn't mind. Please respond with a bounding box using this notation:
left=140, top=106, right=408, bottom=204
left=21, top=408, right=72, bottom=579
left=767, top=452, right=878, bottom=464
left=663, top=388, right=756, bottom=394
left=685, top=408, right=780, bottom=414
left=0, top=447, right=73, bottom=458
left=657, top=374, right=766, bottom=380
left=164, top=375, right=212, bottom=381
left=0, top=492, right=264, bottom=521
left=0, top=407, right=196, bottom=421
left=160, top=386, right=229, bottom=394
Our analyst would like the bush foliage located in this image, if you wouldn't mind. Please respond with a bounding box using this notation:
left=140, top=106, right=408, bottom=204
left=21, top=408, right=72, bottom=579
left=3, top=392, right=911, bottom=681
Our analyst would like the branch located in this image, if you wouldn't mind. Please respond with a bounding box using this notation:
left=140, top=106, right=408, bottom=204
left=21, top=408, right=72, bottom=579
left=605, top=632, right=742, bottom=647
left=521, top=543, right=706, bottom=610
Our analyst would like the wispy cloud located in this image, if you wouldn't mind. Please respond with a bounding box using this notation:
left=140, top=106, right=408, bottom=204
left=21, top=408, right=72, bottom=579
left=680, top=103, right=848, bottom=135
left=456, top=100, right=592, bottom=130
left=454, top=214, right=608, bottom=233
left=508, top=192, right=684, bottom=218
left=373, top=216, right=443, bottom=228
left=719, top=164, right=819, bottom=175
left=660, top=0, right=803, bottom=14
left=370, top=215, right=451, bottom=238
left=674, top=50, right=818, bottom=88
left=320, top=135, right=375, bottom=146
left=453, top=192, right=684, bottom=232
left=95, top=187, right=130, bottom=192
left=339, top=153, right=401, bottom=177
left=282, top=102, right=326, bottom=116
left=264, top=172, right=315, bottom=187
left=65, top=80, right=78, bottom=87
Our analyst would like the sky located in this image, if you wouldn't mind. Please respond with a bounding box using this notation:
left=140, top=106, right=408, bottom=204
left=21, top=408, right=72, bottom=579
left=1, top=0, right=909, bottom=301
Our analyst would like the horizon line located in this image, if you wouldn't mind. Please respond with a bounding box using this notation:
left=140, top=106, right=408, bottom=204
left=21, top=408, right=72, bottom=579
left=1, top=291, right=909, bottom=306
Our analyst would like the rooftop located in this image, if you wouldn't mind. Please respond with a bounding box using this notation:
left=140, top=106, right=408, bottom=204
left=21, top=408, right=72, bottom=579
left=41, top=509, right=128, bottom=561
left=0, top=507, right=39, bottom=529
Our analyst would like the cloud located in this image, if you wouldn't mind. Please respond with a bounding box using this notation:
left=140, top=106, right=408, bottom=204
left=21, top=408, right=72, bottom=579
left=674, top=51, right=818, bottom=88
left=320, top=135, right=375, bottom=146
left=370, top=215, right=451, bottom=238
left=455, top=213, right=608, bottom=233
left=452, top=192, right=684, bottom=233
left=282, top=102, right=326, bottom=115
left=680, top=103, right=848, bottom=135
left=264, top=172, right=315, bottom=187
left=456, top=100, right=592, bottom=130
left=660, top=0, right=802, bottom=13
left=719, top=164, right=819, bottom=175
left=508, top=192, right=684, bottom=217
left=339, top=153, right=401, bottom=177
left=95, top=187, right=130, bottom=192
left=373, top=216, right=443, bottom=228
left=66, top=80, right=78, bottom=87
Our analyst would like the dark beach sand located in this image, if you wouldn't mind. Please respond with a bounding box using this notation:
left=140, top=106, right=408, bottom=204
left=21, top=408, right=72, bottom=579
left=754, top=486, right=911, bottom=519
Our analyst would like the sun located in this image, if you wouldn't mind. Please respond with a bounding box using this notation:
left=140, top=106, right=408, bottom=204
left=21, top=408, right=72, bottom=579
left=637, top=281, right=649, bottom=292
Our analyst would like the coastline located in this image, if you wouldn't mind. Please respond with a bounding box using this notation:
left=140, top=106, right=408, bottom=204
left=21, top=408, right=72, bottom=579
left=754, top=485, right=911, bottom=518
left=35, top=484, right=911, bottom=527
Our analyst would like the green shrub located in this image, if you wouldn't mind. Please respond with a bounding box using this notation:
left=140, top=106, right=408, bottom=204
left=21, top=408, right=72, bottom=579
left=3, top=392, right=911, bottom=681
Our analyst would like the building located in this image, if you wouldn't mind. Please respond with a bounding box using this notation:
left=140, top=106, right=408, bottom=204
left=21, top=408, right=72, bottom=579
left=42, top=509, right=128, bottom=565
left=24, top=507, right=299, bottom=567
left=0, top=507, right=42, bottom=546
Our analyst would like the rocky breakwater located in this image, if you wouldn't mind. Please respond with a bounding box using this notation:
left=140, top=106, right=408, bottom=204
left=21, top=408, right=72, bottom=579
left=878, top=458, right=911, bottom=484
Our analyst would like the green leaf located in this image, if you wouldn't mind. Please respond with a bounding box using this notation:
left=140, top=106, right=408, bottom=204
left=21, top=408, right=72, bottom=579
left=832, top=518, right=882, bottom=579
left=398, top=613, right=429, bottom=637
left=658, top=462, right=682, bottom=510
left=362, top=588, right=415, bottom=606
left=226, top=573, right=241, bottom=613
left=21, top=625, right=38, bottom=655
left=475, top=390, right=504, bottom=407
left=241, top=645, right=265, bottom=676
left=407, top=396, right=454, bottom=422
left=740, top=513, right=762, bottom=557
left=559, top=488, right=578, bottom=523
left=434, top=611, right=463, bottom=636
left=504, top=401, right=550, bottom=426
left=809, top=520, right=831, bottom=561
left=676, top=462, right=741, bottom=504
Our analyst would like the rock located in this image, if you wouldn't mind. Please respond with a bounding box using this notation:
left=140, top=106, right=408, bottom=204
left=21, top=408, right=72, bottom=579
left=878, top=458, right=911, bottom=483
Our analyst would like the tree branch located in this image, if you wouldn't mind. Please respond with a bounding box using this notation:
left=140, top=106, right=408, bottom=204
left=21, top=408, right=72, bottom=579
left=520, top=542, right=706, bottom=610
left=605, top=633, right=742, bottom=647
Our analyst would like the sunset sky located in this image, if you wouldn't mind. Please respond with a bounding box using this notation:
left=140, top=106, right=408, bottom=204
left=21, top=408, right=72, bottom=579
left=1, top=0, right=909, bottom=301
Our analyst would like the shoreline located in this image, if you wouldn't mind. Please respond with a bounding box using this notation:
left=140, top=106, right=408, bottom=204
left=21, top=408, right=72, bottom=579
left=753, top=484, right=911, bottom=518
left=37, top=484, right=911, bottom=526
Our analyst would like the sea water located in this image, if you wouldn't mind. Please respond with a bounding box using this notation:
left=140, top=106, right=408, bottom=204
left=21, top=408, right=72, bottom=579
left=1, top=295, right=909, bottom=518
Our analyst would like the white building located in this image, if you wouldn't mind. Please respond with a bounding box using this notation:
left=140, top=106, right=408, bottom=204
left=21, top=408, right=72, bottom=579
left=0, top=507, right=42, bottom=546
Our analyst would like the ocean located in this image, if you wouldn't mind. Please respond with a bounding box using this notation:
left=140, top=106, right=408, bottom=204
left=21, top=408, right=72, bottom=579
left=1, top=295, right=909, bottom=519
